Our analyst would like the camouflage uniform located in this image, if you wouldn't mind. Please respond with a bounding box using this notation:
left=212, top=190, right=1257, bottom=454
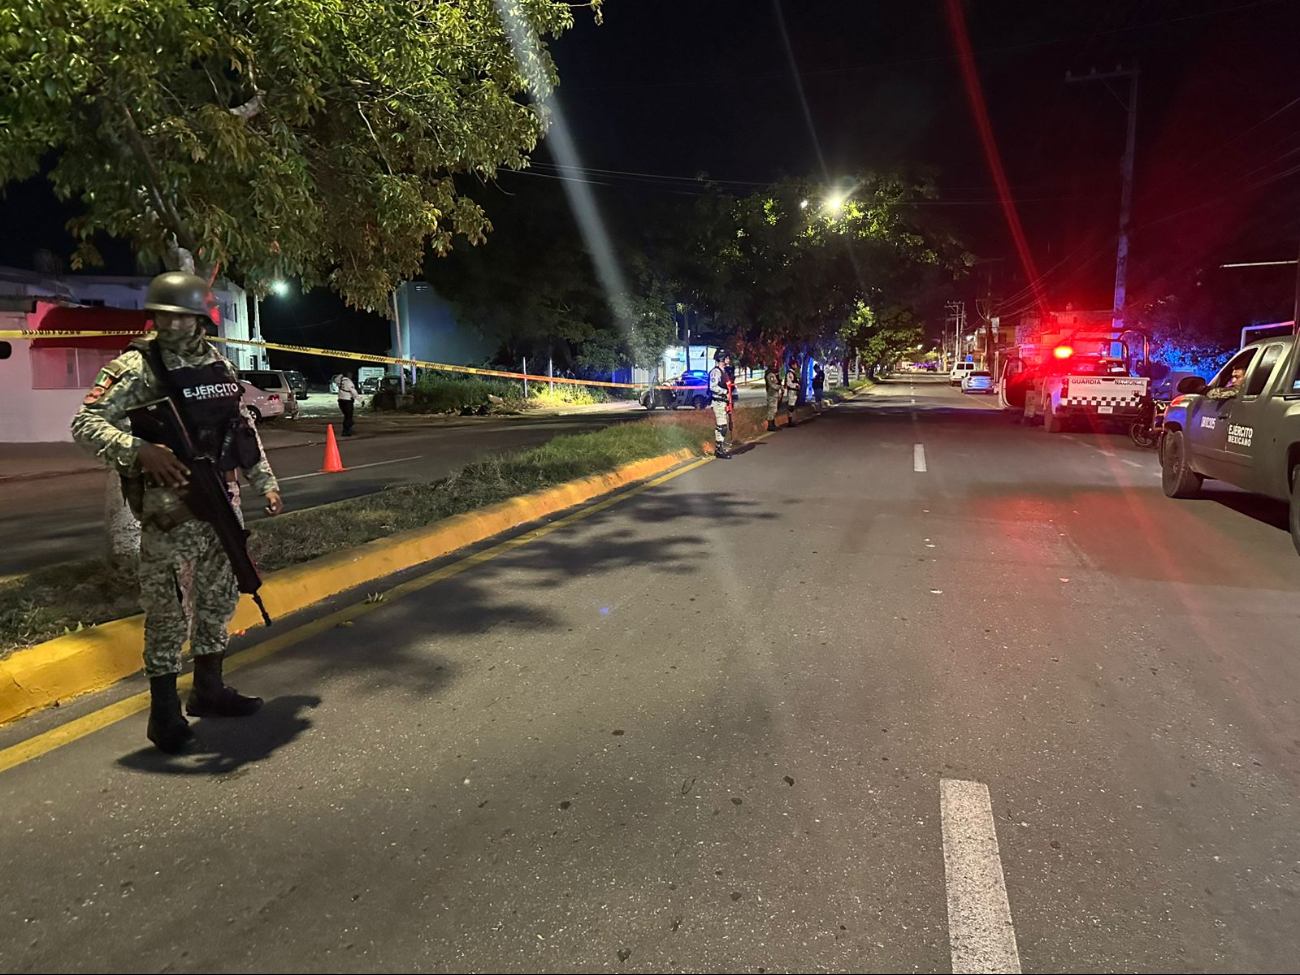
left=1205, top=386, right=1239, bottom=401
left=71, top=335, right=278, bottom=678
left=709, top=362, right=731, bottom=456
left=764, top=366, right=782, bottom=424
left=785, top=363, right=802, bottom=425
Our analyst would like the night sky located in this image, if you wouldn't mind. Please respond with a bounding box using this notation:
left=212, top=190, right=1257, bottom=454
left=3, top=0, right=1299, bottom=370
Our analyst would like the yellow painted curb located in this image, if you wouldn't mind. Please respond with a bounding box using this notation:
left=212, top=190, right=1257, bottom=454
left=0, top=447, right=698, bottom=726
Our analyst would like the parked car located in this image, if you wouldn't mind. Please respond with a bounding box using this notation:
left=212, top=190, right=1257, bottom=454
left=361, top=376, right=381, bottom=395
left=283, top=369, right=309, bottom=400
left=240, top=380, right=286, bottom=424
left=641, top=370, right=711, bottom=410
left=239, top=369, right=299, bottom=419
left=949, top=361, right=977, bottom=386
left=961, top=370, right=994, bottom=394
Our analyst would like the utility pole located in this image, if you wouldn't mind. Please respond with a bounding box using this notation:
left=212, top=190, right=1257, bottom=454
left=945, top=300, right=966, bottom=368
left=1067, top=64, right=1140, bottom=332
left=390, top=289, right=407, bottom=394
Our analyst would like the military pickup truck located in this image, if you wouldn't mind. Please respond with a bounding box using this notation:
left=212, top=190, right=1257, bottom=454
left=1160, top=332, right=1300, bottom=554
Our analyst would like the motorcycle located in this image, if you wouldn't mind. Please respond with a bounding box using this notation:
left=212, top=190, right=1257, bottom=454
left=1130, top=396, right=1168, bottom=448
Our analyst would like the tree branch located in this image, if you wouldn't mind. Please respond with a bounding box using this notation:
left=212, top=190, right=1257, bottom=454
left=358, top=105, right=394, bottom=175
left=229, top=92, right=265, bottom=121
left=116, top=101, right=200, bottom=260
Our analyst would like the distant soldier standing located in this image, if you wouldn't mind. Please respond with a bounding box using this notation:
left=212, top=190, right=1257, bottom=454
left=709, top=349, right=733, bottom=459
left=784, top=357, right=802, bottom=427
left=71, top=272, right=284, bottom=754
left=764, top=359, right=783, bottom=432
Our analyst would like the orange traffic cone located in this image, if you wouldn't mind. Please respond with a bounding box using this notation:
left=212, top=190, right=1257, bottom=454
left=319, top=424, right=347, bottom=473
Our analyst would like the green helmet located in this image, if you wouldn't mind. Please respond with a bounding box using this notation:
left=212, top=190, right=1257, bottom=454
left=144, top=271, right=213, bottom=317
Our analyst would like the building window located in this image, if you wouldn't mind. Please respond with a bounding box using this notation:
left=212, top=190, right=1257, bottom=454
left=30, top=347, right=120, bottom=389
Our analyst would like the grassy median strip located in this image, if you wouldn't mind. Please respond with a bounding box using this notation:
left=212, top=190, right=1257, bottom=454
left=827, top=377, right=875, bottom=402
left=387, top=374, right=617, bottom=414
left=0, top=407, right=753, bottom=657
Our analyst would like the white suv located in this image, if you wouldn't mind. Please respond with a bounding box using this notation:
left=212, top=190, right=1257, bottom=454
left=240, top=369, right=300, bottom=419
left=240, top=381, right=285, bottom=424
left=949, top=361, right=976, bottom=386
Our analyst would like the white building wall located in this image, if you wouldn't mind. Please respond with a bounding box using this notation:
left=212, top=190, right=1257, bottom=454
left=0, top=310, right=86, bottom=442
left=0, top=267, right=254, bottom=441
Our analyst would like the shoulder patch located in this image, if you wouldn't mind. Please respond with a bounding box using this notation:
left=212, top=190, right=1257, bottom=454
left=83, top=374, right=117, bottom=405
left=83, top=351, right=144, bottom=405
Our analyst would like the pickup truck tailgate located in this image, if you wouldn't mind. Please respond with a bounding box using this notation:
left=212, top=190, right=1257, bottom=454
left=1060, top=376, right=1149, bottom=413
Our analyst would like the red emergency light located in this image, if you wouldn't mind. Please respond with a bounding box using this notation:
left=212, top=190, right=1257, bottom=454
left=1053, top=345, right=1074, bottom=359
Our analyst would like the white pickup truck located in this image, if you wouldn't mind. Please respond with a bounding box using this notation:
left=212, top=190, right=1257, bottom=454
left=1013, top=352, right=1150, bottom=433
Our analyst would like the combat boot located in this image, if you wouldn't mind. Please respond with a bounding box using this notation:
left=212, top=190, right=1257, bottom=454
left=147, top=673, right=197, bottom=754
left=766, top=420, right=778, bottom=432
left=187, top=653, right=263, bottom=718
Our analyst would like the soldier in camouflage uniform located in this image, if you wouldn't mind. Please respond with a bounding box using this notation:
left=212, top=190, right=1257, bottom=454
left=784, top=358, right=802, bottom=427
left=1205, top=364, right=1247, bottom=401
left=708, top=349, right=734, bottom=459
left=764, top=360, right=783, bottom=432
left=71, top=271, right=283, bottom=754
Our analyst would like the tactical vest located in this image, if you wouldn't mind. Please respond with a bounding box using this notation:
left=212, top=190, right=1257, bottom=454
left=139, top=340, right=259, bottom=472
left=710, top=366, right=728, bottom=403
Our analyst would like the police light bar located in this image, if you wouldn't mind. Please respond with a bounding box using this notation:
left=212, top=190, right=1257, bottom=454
left=1053, top=346, right=1074, bottom=359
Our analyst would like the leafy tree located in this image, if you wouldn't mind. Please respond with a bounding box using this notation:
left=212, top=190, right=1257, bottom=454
left=687, top=173, right=971, bottom=355
left=844, top=303, right=924, bottom=375
left=427, top=181, right=677, bottom=376
left=0, top=0, right=602, bottom=308
left=427, top=191, right=605, bottom=365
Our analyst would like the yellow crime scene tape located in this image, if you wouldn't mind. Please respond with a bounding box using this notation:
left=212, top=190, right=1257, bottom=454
left=0, top=330, right=764, bottom=390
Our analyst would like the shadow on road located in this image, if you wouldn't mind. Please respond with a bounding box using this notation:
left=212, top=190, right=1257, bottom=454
left=116, top=694, right=323, bottom=777
left=323, top=489, right=776, bottom=669
left=1201, top=488, right=1291, bottom=534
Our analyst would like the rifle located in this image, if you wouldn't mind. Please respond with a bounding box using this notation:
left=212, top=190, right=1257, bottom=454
left=128, top=396, right=273, bottom=627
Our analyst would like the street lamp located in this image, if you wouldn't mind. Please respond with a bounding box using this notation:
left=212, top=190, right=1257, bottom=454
left=827, top=195, right=846, bottom=212
left=271, top=279, right=290, bottom=297
left=800, top=198, right=810, bottom=210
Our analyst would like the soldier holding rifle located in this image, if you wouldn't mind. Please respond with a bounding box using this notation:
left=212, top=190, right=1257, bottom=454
left=72, top=272, right=283, bottom=754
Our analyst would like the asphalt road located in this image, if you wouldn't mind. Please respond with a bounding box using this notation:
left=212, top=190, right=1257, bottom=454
left=3, top=376, right=1300, bottom=973
left=0, top=411, right=642, bottom=576
left=0, top=388, right=769, bottom=577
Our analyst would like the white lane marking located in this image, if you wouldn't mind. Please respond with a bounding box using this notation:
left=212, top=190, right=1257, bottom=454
left=1123, top=459, right=1143, bottom=468
left=940, top=779, right=1022, bottom=975
left=914, top=443, right=927, bottom=472
left=281, top=454, right=423, bottom=482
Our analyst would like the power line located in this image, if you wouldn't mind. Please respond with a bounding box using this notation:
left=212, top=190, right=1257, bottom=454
left=559, top=0, right=1289, bottom=93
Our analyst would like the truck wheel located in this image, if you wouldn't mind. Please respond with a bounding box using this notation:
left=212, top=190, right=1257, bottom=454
left=1043, top=396, right=1062, bottom=434
left=692, top=395, right=708, bottom=410
left=1161, top=431, right=1203, bottom=499
left=1290, top=467, right=1300, bottom=557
